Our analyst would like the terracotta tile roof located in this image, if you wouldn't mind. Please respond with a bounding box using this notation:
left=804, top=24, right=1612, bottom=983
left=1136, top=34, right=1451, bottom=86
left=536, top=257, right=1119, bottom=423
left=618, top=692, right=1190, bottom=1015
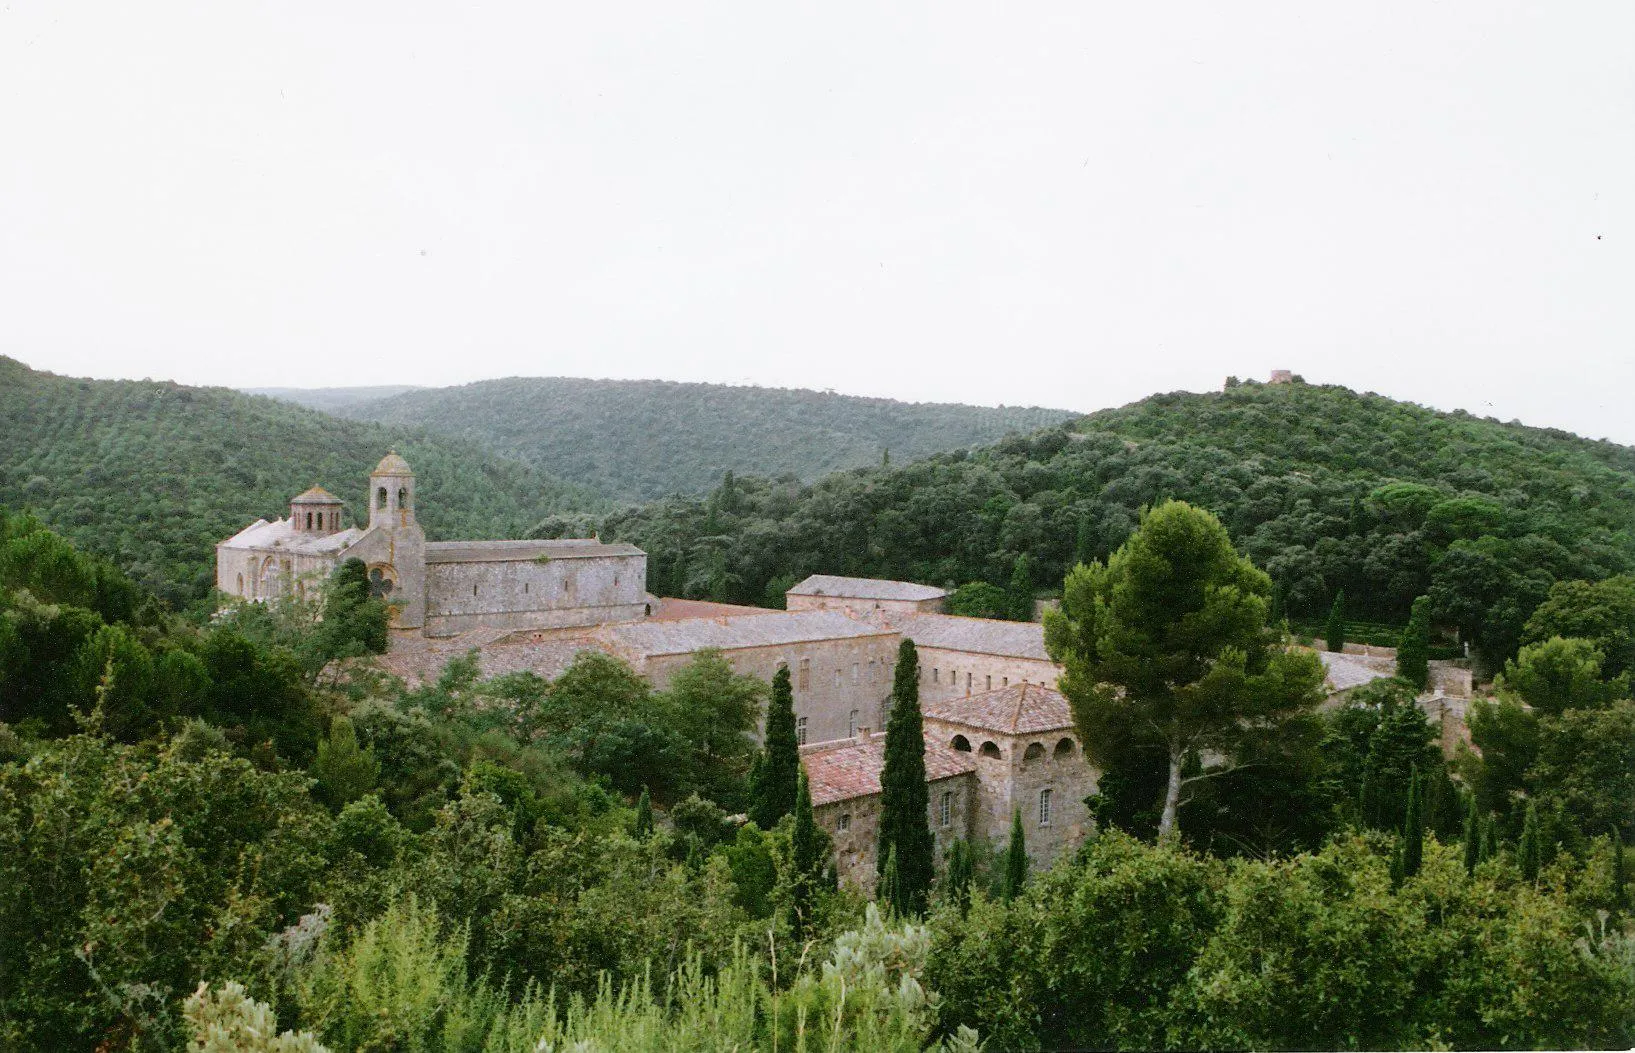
left=788, top=575, right=947, bottom=602
left=644, top=597, right=779, bottom=621
left=922, top=682, right=1074, bottom=735
left=601, top=609, right=895, bottom=658
left=800, top=731, right=977, bottom=807
left=889, top=613, right=1054, bottom=662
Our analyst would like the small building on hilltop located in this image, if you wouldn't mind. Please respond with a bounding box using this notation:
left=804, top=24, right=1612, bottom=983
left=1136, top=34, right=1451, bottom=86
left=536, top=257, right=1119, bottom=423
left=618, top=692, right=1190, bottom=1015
left=217, top=453, right=648, bottom=635
left=786, top=574, right=948, bottom=616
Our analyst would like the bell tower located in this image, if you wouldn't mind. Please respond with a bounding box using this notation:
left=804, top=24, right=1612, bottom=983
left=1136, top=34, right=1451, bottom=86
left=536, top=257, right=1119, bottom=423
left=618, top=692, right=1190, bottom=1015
left=347, top=450, right=426, bottom=631
left=370, top=451, right=417, bottom=529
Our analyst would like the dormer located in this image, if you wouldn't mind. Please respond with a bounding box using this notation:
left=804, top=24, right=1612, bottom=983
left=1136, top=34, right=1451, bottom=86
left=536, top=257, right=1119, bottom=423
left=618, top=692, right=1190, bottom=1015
left=290, top=486, right=344, bottom=534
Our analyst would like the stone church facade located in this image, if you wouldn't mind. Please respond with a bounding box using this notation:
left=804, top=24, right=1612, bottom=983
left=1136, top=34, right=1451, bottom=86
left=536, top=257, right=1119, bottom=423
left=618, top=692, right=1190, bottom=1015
left=216, top=453, right=647, bottom=635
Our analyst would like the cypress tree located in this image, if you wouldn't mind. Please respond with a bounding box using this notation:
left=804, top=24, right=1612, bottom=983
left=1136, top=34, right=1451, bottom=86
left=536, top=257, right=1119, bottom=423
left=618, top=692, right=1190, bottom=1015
left=1613, top=826, right=1627, bottom=909
left=1480, top=814, right=1497, bottom=865
left=878, top=846, right=901, bottom=916
left=943, top=838, right=974, bottom=914
left=1390, top=837, right=1406, bottom=889
left=748, top=664, right=799, bottom=830
left=1001, top=810, right=1028, bottom=901
left=633, top=786, right=654, bottom=839
left=1008, top=554, right=1034, bottom=621
left=1397, top=595, right=1432, bottom=691
left=877, top=639, right=934, bottom=914
left=1326, top=590, right=1347, bottom=653
left=789, top=767, right=822, bottom=938
left=1400, top=766, right=1424, bottom=879
left=1518, top=800, right=1541, bottom=883
left=1462, top=793, right=1481, bottom=875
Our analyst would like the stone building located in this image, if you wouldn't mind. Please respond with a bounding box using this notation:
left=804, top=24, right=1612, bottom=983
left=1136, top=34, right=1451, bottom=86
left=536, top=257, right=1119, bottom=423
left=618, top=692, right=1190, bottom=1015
left=801, top=729, right=980, bottom=890
left=786, top=575, right=948, bottom=616
left=883, top=612, right=1063, bottom=708
left=217, top=453, right=647, bottom=635
left=595, top=610, right=902, bottom=745
left=922, top=683, right=1096, bottom=869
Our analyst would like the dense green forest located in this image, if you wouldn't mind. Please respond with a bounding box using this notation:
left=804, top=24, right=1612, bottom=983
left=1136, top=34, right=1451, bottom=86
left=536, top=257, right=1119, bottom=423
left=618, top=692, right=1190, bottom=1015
left=602, top=379, right=1635, bottom=669
left=245, top=385, right=423, bottom=414
left=2, top=507, right=1630, bottom=1050
left=323, top=376, right=1075, bottom=501
left=0, top=358, right=603, bottom=609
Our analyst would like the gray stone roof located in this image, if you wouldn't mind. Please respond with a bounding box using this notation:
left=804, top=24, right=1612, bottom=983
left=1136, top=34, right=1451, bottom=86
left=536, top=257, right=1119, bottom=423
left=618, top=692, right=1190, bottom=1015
left=602, top=609, right=895, bottom=657
left=788, top=575, right=947, bottom=602
left=424, top=539, right=645, bottom=563
left=1318, top=650, right=1396, bottom=692
left=891, top=613, right=1053, bottom=662
left=217, top=518, right=363, bottom=555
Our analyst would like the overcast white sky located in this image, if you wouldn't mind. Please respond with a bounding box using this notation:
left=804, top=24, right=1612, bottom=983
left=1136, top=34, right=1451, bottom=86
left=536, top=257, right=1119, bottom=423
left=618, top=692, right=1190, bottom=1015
left=2, top=3, right=1631, bottom=441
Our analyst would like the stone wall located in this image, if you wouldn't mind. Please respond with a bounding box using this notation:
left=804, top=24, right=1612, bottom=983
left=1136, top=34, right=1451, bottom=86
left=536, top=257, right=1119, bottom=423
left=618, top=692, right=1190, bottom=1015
left=915, top=647, right=1062, bottom=709
left=638, top=633, right=904, bottom=746
left=424, top=552, right=646, bottom=636
left=813, top=771, right=977, bottom=891
left=787, top=594, right=944, bottom=617
left=214, top=546, right=338, bottom=603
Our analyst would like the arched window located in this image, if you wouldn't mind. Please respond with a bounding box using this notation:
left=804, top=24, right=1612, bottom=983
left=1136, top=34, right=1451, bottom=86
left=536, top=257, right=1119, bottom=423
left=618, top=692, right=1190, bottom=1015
left=305, top=512, right=313, bottom=530
left=979, top=741, right=1001, bottom=759
left=951, top=734, right=972, bottom=752
left=377, top=486, right=388, bottom=510
left=1023, top=742, right=1046, bottom=764
left=398, top=487, right=409, bottom=509
left=1055, top=737, right=1076, bottom=758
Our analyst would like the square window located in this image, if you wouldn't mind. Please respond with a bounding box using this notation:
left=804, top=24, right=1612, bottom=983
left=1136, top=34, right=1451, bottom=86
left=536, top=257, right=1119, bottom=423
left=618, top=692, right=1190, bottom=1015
left=839, top=813, right=851, bottom=832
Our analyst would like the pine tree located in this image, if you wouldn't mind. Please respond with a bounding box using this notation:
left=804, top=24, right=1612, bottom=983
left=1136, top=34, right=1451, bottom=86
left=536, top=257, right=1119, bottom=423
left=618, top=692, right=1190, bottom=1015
left=789, top=767, right=823, bottom=939
left=748, top=664, right=799, bottom=830
left=1326, top=590, right=1347, bottom=653
left=1400, top=766, right=1423, bottom=879
left=1462, top=793, right=1481, bottom=875
left=943, top=838, right=974, bottom=913
left=1397, top=595, right=1432, bottom=690
left=876, top=639, right=934, bottom=914
left=633, top=786, right=654, bottom=839
left=1518, top=799, right=1541, bottom=883
left=1000, top=810, right=1028, bottom=901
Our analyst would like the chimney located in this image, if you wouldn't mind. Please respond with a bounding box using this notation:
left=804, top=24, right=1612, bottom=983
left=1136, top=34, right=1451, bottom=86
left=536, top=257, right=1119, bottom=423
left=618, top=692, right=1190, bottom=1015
left=855, top=726, right=872, bottom=743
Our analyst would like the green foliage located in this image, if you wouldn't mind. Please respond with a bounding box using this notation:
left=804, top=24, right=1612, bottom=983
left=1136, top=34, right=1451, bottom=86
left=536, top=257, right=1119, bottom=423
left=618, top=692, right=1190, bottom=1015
left=0, top=358, right=602, bottom=607
left=1397, top=595, right=1431, bottom=689
left=1044, top=500, right=1327, bottom=839
left=878, top=639, right=934, bottom=915
left=658, top=649, right=766, bottom=811
left=1523, top=574, right=1635, bottom=677
left=941, top=838, right=974, bottom=913
left=1400, top=766, right=1424, bottom=880
left=945, top=581, right=1012, bottom=620
left=747, top=663, right=798, bottom=829
left=789, top=768, right=827, bottom=937
left=183, top=982, right=328, bottom=1052
left=632, top=786, right=654, bottom=839
left=1325, top=589, right=1346, bottom=652
left=1000, top=810, right=1028, bottom=901
left=1520, top=800, right=1542, bottom=883
left=1498, top=635, right=1628, bottom=714
left=329, top=374, right=1071, bottom=503
left=312, top=715, right=379, bottom=809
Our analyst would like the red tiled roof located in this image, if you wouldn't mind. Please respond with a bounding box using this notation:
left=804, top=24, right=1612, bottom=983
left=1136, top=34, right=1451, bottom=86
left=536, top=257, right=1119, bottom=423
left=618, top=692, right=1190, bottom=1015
left=922, top=683, right=1074, bottom=735
left=800, top=731, right=977, bottom=807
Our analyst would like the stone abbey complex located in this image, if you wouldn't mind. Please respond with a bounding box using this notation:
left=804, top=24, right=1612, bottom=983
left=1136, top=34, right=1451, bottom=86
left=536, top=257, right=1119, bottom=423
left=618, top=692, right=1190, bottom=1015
left=219, top=454, right=1099, bottom=886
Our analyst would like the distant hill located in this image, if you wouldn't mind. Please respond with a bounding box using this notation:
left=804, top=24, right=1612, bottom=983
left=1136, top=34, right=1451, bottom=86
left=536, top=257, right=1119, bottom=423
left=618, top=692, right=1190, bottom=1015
left=0, top=358, right=603, bottom=608
left=602, top=379, right=1635, bottom=666
left=245, top=385, right=422, bottom=413
left=327, top=377, right=1076, bottom=501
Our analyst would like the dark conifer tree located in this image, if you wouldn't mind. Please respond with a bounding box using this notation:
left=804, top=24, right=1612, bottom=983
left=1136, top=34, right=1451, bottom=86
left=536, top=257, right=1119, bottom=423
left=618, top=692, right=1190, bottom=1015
left=1400, top=766, right=1424, bottom=879
left=1326, top=590, right=1347, bottom=653
left=1519, top=800, right=1541, bottom=883
left=1008, top=554, right=1034, bottom=621
left=877, top=639, right=933, bottom=915
left=789, top=767, right=823, bottom=939
left=1613, top=826, right=1627, bottom=909
left=943, top=837, right=974, bottom=914
left=633, top=786, right=654, bottom=839
left=1397, top=596, right=1432, bottom=690
left=1462, top=793, right=1481, bottom=875
left=1001, top=810, right=1028, bottom=901
left=748, top=664, right=799, bottom=830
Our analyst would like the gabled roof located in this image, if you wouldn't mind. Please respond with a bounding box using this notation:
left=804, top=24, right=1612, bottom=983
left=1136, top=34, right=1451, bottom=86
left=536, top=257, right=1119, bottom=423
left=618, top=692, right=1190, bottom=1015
left=290, top=486, right=342, bottom=505
left=788, top=575, right=947, bottom=602
left=801, top=731, right=977, bottom=807
left=601, top=609, right=895, bottom=658
left=891, top=613, right=1054, bottom=662
left=217, top=517, right=362, bottom=555
left=923, top=683, right=1073, bottom=735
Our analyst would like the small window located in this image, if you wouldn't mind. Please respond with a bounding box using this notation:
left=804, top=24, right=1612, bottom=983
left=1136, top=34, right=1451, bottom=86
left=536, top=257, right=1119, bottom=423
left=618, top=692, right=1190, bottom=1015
left=939, top=791, right=953, bottom=828
left=1002, top=676, right=1009, bottom=687
left=985, top=674, right=992, bottom=692
left=838, top=813, right=851, bottom=832
left=524, top=583, right=529, bottom=594
left=397, top=486, right=409, bottom=509
left=852, top=662, right=860, bottom=682
left=1024, top=742, right=1046, bottom=763
left=796, top=717, right=808, bottom=745
left=377, top=486, right=387, bottom=509
left=473, top=584, right=479, bottom=597
left=1055, top=738, right=1076, bottom=758
left=1039, top=788, right=1053, bottom=826
left=966, top=672, right=973, bottom=694
left=932, top=668, right=940, bottom=684
left=980, top=741, right=1002, bottom=759
left=951, top=734, right=972, bottom=752
left=798, top=658, right=811, bottom=692
left=834, top=669, right=842, bottom=687
left=848, top=709, right=859, bottom=737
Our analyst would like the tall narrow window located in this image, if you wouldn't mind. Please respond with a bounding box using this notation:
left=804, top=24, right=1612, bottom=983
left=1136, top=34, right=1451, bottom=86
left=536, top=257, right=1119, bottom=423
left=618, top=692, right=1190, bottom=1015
left=798, top=658, right=810, bottom=692
left=966, top=672, right=973, bottom=695
left=985, top=674, right=992, bottom=692
left=838, top=813, right=851, bottom=832
left=796, top=717, right=808, bottom=745
left=848, top=709, right=859, bottom=737
left=939, top=791, right=953, bottom=828
left=1038, top=788, right=1053, bottom=826
left=377, top=487, right=387, bottom=510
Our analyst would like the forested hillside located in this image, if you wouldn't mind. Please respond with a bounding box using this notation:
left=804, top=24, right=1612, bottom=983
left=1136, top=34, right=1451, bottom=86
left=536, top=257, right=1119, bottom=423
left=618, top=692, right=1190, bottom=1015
left=328, top=376, right=1075, bottom=500
left=602, top=379, right=1635, bottom=666
left=244, top=385, right=422, bottom=413
left=0, top=358, right=603, bottom=608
